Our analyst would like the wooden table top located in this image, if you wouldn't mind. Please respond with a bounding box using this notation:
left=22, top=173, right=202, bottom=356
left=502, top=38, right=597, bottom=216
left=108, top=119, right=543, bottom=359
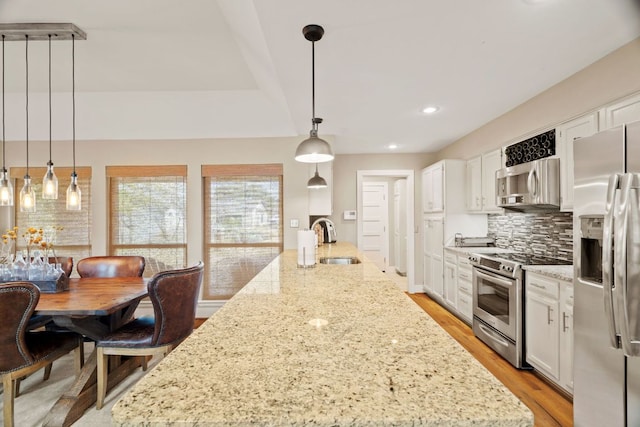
left=35, top=277, right=149, bottom=316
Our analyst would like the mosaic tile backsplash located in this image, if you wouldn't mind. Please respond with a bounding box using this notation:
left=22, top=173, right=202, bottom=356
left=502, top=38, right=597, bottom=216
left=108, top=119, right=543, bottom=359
left=487, top=211, right=573, bottom=262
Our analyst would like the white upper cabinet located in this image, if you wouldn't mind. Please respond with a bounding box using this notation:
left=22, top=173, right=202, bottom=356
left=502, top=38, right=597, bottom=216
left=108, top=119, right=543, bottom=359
left=422, top=162, right=444, bottom=213
left=556, top=112, right=598, bottom=211
left=466, top=148, right=502, bottom=213
left=600, top=92, right=640, bottom=129
left=308, top=162, right=333, bottom=216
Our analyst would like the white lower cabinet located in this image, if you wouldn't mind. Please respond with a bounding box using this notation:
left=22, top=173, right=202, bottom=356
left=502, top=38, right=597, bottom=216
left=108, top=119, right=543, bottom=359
left=525, top=271, right=573, bottom=394
left=444, top=252, right=457, bottom=309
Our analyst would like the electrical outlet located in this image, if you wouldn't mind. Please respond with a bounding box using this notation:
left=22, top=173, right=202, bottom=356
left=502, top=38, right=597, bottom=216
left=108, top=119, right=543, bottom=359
left=290, top=219, right=299, bottom=228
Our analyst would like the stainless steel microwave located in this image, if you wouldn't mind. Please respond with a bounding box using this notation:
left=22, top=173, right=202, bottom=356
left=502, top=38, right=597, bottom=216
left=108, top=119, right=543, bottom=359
left=495, top=158, right=560, bottom=211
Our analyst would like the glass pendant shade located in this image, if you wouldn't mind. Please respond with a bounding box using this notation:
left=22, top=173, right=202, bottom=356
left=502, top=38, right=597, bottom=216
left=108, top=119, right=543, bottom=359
left=307, top=164, right=327, bottom=189
left=295, top=129, right=334, bottom=163
left=42, top=161, right=58, bottom=199
left=19, top=175, right=36, bottom=212
left=0, top=169, right=13, bottom=206
left=66, top=172, right=81, bottom=211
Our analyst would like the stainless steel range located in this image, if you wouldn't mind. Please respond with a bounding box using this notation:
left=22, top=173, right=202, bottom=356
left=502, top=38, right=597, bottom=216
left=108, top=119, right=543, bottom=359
left=468, top=252, right=571, bottom=368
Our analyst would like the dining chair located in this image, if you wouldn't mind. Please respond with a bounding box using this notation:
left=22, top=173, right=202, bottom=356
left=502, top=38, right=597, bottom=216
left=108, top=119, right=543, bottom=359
left=95, top=261, right=204, bottom=409
left=77, top=255, right=145, bottom=278
left=0, top=282, right=83, bottom=427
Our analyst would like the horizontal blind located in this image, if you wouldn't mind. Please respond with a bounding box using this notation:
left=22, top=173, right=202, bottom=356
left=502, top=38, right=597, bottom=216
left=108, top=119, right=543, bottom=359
left=108, top=166, right=187, bottom=278
left=11, top=166, right=92, bottom=266
left=203, top=164, right=283, bottom=300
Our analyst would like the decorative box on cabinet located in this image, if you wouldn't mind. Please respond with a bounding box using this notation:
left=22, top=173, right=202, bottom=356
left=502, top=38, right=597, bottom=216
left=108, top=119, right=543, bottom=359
left=525, top=271, right=573, bottom=395
left=308, top=162, right=333, bottom=216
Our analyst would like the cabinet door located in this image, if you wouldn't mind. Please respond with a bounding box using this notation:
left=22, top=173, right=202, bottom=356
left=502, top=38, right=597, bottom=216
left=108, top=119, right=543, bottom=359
left=560, top=281, right=574, bottom=393
left=430, top=218, right=444, bottom=297
left=423, top=219, right=432, bottom=292
left=526, top=289, right=560, bottom=380
left=444, top=261, right=457, bottom=308
left=431, top=163, right=444, bottom=212
left=466, top=156, right=482, bottom=211
left=601, top=93, right=640, bottom=129
left=481, top=149, right=502, bottom=212
left=422, top=168, right=432, bottom=213
left=556, top=113, right=598, bottom=211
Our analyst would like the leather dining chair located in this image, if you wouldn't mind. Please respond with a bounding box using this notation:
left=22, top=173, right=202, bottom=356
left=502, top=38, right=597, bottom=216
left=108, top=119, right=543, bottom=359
left=95, top=261, right=204, bottom=409
left=26, top=257, right=74, bottom=332
left=77, top=255, right=145, bottom=278
left=0, top=282, right=83, bottom=427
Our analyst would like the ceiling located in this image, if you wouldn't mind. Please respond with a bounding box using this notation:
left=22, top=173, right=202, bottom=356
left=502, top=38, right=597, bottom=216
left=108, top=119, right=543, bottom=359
left=0, top=0, right=639, bottom=154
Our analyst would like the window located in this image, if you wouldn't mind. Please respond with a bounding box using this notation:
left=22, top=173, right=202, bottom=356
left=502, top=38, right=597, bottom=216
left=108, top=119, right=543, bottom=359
left=11, top=166, right=92, bottom=262
left=107, top=166, right=187, bottom=278
left=203, top=164, right=283, bottom=300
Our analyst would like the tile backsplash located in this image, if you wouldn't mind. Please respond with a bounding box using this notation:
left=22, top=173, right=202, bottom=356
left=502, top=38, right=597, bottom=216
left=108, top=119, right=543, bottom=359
left=487, top=211, right=573, bottom=261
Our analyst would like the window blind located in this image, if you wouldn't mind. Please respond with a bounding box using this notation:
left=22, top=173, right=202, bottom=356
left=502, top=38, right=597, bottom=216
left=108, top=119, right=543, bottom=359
left=203, top=164, right=283, bottom=299
left=107, top=165, right=187, bottom=277
left=11, top=167, right=92, bottom=264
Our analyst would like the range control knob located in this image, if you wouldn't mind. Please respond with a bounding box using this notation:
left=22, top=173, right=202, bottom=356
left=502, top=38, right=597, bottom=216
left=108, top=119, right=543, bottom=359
left=468, top=255, right=478, bottom=263
left=501, top=265, right=513, bottom=272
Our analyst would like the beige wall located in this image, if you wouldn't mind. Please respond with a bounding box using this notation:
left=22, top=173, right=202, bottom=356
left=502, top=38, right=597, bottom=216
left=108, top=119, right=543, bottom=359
left=436, top=37, right=640, bottom=161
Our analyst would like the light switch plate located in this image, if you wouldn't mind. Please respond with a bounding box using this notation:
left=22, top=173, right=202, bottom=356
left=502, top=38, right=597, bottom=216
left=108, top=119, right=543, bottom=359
left=290, top=219, right=299, bottom=228
left=343, top=210, right=357, bottom=220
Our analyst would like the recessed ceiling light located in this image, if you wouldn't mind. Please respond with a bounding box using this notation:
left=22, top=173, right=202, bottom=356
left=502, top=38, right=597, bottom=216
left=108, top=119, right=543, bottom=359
left=387, top=143, right=398, bottom=150
left=422, top=106, right=439, bottom=114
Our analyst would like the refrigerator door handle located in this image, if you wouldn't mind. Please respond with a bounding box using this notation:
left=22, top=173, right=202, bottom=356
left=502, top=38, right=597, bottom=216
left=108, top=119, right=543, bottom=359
left=604, top=173, right=621, bottom=349
left=618, top=173, right=640, bottom=357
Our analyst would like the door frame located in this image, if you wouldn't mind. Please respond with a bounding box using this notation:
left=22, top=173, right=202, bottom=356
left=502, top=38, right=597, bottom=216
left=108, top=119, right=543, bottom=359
left=356, top=169, right=416, bottom=293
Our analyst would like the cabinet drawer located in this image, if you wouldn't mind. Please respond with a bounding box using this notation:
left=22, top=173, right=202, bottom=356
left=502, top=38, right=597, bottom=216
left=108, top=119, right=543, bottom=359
left=458, top=291, right=473, bottom=320
left=445, top=252, right=457, bottom=264
left=527, top=274, right=560, bottom=299
left=458, top=267, right=472, bottom=283
left=457, top=256, right=471, bottom=268
left=459, top=278, right=472, bottom=294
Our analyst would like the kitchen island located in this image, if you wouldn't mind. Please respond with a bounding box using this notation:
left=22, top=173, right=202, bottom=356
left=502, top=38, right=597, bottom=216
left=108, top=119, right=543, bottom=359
left=112, top=242, right=533, bottom=426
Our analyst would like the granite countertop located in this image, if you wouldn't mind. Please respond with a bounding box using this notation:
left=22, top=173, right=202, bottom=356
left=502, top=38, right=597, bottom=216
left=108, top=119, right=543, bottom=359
left=523, top=265, right=574, bottom=282
left=112, top=242, right=533, bottom=426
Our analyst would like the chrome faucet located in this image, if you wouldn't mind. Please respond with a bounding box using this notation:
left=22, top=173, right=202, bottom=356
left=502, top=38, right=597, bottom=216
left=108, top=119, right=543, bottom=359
left=310, top=217, right=337, bottom=243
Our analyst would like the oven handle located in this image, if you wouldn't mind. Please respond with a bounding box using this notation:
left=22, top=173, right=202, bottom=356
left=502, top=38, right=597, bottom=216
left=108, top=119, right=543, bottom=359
left=478, top=323, right=509, bottom=348
left=474, top=269, right=515, bottom=288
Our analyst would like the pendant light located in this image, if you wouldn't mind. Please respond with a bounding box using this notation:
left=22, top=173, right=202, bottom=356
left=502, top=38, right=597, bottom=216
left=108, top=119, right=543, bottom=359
left=66, top=33, right=81, bottom=210
left=19, top=35, right=35, bottom=213
left=294, top=24, right=334, bottom=163
left=42, top=34, right=58, bottom=199
left=307, top=163, right=327, bottom=189
left=0, top=35, right=14, bottom=206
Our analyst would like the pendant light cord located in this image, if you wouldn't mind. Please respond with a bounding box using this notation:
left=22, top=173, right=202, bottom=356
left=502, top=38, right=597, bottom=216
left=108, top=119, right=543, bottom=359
left=2, top=35, right=5, bottom=172
left=25, top=35, right=29, bottom=177
left=311, top=40, right=316, bottom=129
left=72, top=34, right=76, bottom=173
left=48, top=34, right=52, bottom=163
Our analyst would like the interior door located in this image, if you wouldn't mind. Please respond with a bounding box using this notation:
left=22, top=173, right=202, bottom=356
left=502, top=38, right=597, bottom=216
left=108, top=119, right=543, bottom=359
left=362, top=181, right=389, bottom=272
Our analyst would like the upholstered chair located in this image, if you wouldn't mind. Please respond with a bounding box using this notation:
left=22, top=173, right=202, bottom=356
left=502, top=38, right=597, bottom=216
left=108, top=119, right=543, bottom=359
left=0, top=282, right=83, bottom=427
left=96, top=262, right=204, bottom=409
left=76, top=256, right=145, bottom=278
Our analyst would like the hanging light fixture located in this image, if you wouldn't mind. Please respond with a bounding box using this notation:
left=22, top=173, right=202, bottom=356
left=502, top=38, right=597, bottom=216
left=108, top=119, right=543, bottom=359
left=19, top=34, right=35, bottom=213
left=42, top=34, right=58, bottom=199
left=307, top=163, right=327, bottom=189
left=0, top=35, right=14, bottom=206
left=294, top=24, right=334, bottom=163
left=66, top=33, right=81, bottom=211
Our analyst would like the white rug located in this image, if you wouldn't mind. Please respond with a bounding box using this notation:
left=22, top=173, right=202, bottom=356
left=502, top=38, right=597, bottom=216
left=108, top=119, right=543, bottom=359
left=2, top=343, right=150, bottom=427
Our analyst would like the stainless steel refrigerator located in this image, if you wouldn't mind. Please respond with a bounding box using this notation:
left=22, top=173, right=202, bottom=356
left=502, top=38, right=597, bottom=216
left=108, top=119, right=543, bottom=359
left=574, top=120, right=640, bottom=426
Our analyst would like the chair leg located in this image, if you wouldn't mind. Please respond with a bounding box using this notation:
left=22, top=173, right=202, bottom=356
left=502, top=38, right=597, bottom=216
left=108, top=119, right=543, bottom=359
left=3, top=374, right=15, bottom=427
left=96, top=347, right=108, bottom=410
left=43, top=363, right=53, bottom=381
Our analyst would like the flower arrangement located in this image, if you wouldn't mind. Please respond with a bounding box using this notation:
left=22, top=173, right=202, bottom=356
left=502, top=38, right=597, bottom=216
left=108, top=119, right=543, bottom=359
left=1, top=225, right=63, bottom=261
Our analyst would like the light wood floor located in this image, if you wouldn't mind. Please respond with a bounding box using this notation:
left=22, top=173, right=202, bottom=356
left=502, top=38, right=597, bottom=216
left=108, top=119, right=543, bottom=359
left=408, top=292, right=573, bottom=427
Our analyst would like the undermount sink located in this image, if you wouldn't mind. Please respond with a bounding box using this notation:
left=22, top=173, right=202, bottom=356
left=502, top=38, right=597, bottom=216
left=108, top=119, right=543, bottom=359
left=318, top=256, right=361, bottom=265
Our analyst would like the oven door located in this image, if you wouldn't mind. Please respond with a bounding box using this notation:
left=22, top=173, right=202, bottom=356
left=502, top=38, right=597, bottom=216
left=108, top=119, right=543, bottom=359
left=472, top=267, right=518, bottom=340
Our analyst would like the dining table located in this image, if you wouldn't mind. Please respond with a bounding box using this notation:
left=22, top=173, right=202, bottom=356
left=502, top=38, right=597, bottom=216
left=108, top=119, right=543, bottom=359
left=33, top=276, right=149, bottom=427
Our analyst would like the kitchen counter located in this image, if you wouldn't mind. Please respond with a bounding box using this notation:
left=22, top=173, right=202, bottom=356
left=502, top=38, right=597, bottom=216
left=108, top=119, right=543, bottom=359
left=523, top=265, right=574, bottom=282
left=445, top=246, right=512, bottom=255
left=112, top=242, right=533, bottom=426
